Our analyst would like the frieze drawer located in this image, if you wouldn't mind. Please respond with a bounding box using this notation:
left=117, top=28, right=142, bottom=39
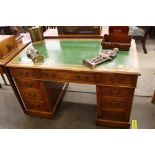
left=67, top=72, right=95, bottom=83
left=99, top=73, right=137, bottom=87
left=10, top=68, right=36, bottom=78
left=37, top=70, right=66, bottom=81
left=100, top=110, right=129, bottom=122
left=98, top=86, right=134, bottom=97
left=15, top=78, right=42, bottom=89
left=99, top=96, right=131, bottom=110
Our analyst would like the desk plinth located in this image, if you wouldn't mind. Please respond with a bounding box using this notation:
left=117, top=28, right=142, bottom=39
left=6, top=39, right=140, bottom=128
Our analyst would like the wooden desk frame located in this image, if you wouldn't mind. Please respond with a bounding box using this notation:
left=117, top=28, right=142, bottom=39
left=6, top=38, right=140, bottom=129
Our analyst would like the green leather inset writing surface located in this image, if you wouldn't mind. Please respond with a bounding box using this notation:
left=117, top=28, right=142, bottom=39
left=13, top=39, right=131, bottom=69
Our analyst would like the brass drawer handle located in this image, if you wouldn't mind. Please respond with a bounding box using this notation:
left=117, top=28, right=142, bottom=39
left=28, top=93, right=36, bottom=97
left=43, top=72, right=56, bottom=78
left=43, top=72, right=49, bottom=77
left=109, top=90, right=122, bottom=95
left=26, top=83, right=33, bottom=88
left=84, top=76, right=89, bottom=80
left=51, top=74, right=56, bottom=78
left=75, top=76, right=81, bottom=80
left=19, top=72, right=29, bottom=76
left=109, top=102, right=120, bottom=107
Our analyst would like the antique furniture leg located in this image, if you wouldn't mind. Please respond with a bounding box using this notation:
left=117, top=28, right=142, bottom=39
left=141, top=26, right=149, bottom=54
left=141, top=35, right=147, bottom=54
left=151, top=90, right=155, bottom=104
left=1, top=74, right=9, bottom=85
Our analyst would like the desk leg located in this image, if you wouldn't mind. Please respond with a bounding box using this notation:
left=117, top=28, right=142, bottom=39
left=1, top=74, right=9, bottom=85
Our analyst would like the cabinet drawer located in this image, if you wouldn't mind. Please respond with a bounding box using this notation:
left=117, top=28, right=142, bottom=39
left=15, top=78, right=41, bottom=89
left=100, top=110, right=129, bottom=122
left=99, top=96, right=130, bottom=110
left=98, top=86, right=134, bottom=97
left=99, top=74, right=137, bottom=87
left=20, top=90, right=45, bottom=102
left=24, top=99, right=51, bottom=112
left=37, top=70, right=66, bottom=81
left=10, top=68, right=35, bottom=78
left=67, top=72, right=95, bottom=83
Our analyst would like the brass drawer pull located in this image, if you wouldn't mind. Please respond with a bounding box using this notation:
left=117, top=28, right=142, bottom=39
left=109, top=90, right=121, bottom=95
left=26, top=83, right=33, bottom=88
left=109, top=102, right=120, bottom=107
left=75, top=76, right=81, bottom=80
left=28, top=93, right=36, bottom=97
left=84, top=76, right=89, bottom=80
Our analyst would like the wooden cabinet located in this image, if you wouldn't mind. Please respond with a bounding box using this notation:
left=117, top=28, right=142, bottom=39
left=96, top=84, right=135, bottom=128
left=12, top=72, right=68, bottom=118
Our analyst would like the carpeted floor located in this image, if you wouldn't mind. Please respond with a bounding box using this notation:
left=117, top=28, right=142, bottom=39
left=134, top=39, right=155, bottom=96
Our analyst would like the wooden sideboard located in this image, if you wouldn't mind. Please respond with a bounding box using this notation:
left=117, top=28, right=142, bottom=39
left=6, top=38, right=140, bottom=128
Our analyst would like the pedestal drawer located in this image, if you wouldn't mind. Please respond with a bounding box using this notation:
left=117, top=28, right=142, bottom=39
left=100, top=110, right=129, bottom=122
left=15, top=78, right=42, bottom=89
left=19, top=90, right=52, bottom=111
left=20, top=90, right=46, bottom=102
left=23, top=100, right=51, bottom=112
left=99, top=96, right=130, bottom=110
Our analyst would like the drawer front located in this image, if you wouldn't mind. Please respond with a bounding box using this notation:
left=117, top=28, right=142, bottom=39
left=20, top=90, right=52, bottom=111
left=10, top=68, right=35, bottom=78
left=24, top=99, right=51, bottom=112
left=67, top=72, right=95, bottom=83
left=99, top=96, right=130, bottom=110
left=20, top=90, right=45, bottom=102
left=98, top=86, right=134, bottom=97
left=15, top=78, right=41, bottom=89
left=37, top=70, right=66, bottom=81
left=100, top=110, right=129, bottom=122
left=99, top=74, right=137, bottom=87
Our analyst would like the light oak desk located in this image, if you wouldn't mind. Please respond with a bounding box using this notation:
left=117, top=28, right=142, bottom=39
left=6, top=38, right=140, bottom=128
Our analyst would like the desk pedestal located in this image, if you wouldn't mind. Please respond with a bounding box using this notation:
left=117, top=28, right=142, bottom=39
left=14, top=77, right=68, bottom=118
left=9, top=67, right=138, bottom=128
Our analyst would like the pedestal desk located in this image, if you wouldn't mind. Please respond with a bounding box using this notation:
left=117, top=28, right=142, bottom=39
left=6, top=38, right=140, bottom=128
